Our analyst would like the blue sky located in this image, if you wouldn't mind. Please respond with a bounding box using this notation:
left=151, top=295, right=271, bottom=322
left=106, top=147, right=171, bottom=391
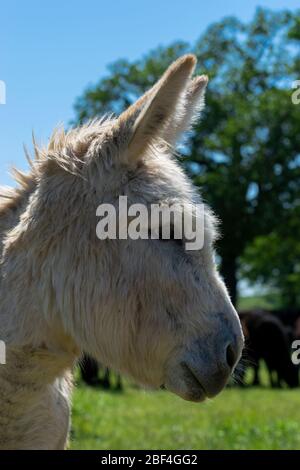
left=0, top=0, right=299, bottom=186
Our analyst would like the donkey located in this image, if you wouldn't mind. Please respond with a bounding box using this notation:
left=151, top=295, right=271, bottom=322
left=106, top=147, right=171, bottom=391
left=0, top=55, right=243, bottom=449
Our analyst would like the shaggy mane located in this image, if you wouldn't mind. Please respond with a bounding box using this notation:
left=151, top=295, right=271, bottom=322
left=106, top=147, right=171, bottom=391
left=0, top=117, right=114, bottom=216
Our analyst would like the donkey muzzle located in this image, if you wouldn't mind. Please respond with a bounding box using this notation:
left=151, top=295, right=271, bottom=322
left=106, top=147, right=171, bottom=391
left=164, top=321, right=244, bottom=402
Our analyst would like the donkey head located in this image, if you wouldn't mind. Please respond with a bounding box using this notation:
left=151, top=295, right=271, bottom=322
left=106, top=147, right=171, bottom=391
left=6, top=55, right=243, bottom=401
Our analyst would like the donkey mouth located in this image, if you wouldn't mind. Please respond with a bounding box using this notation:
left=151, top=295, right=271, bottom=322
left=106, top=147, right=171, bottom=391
left=163, top=362, right=208, bottom=403
left=180, top=362, right=207, bottom=401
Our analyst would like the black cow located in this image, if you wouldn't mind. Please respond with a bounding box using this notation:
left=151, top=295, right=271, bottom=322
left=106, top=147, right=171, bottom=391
left=270, top=308, right=300, bottom=330
left=239, top=310, right=299, bottom=388
left=79, top=354, right=123, bottom=390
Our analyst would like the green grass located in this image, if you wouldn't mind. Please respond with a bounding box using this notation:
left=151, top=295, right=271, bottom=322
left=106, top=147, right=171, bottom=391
left=71, top=383, right=300, bottom=450
left=238, top=293, right=281, bottom=311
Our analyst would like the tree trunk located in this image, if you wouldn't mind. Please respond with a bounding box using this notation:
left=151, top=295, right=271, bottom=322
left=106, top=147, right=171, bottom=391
left=220, top=255, right=238, bottom=307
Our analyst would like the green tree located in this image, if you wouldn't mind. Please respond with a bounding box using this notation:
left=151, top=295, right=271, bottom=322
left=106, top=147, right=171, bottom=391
left=241, top=205, right=300, bottom=308
left=74, top=8, right=300, bottom=306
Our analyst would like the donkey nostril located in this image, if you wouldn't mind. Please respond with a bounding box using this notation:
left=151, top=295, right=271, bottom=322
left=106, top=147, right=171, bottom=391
left=226, top=343, right=236, bottom=370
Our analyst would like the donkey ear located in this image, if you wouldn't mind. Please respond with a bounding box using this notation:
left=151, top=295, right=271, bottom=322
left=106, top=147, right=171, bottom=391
left=119, top=54, right=197, bottom=162
left=164, top=75, right=208, bottom=145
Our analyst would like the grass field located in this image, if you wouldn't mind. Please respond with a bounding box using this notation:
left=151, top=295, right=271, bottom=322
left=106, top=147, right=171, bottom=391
left=71, top=382, right=300, bottom=450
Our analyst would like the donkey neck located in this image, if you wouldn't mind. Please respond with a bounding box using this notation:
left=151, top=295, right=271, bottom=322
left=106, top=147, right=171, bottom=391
left=0, top=346, right=75, bottom=449
left=0, top=345, right=73, bottom=402
left=0, top=183, right=78, bottom=448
